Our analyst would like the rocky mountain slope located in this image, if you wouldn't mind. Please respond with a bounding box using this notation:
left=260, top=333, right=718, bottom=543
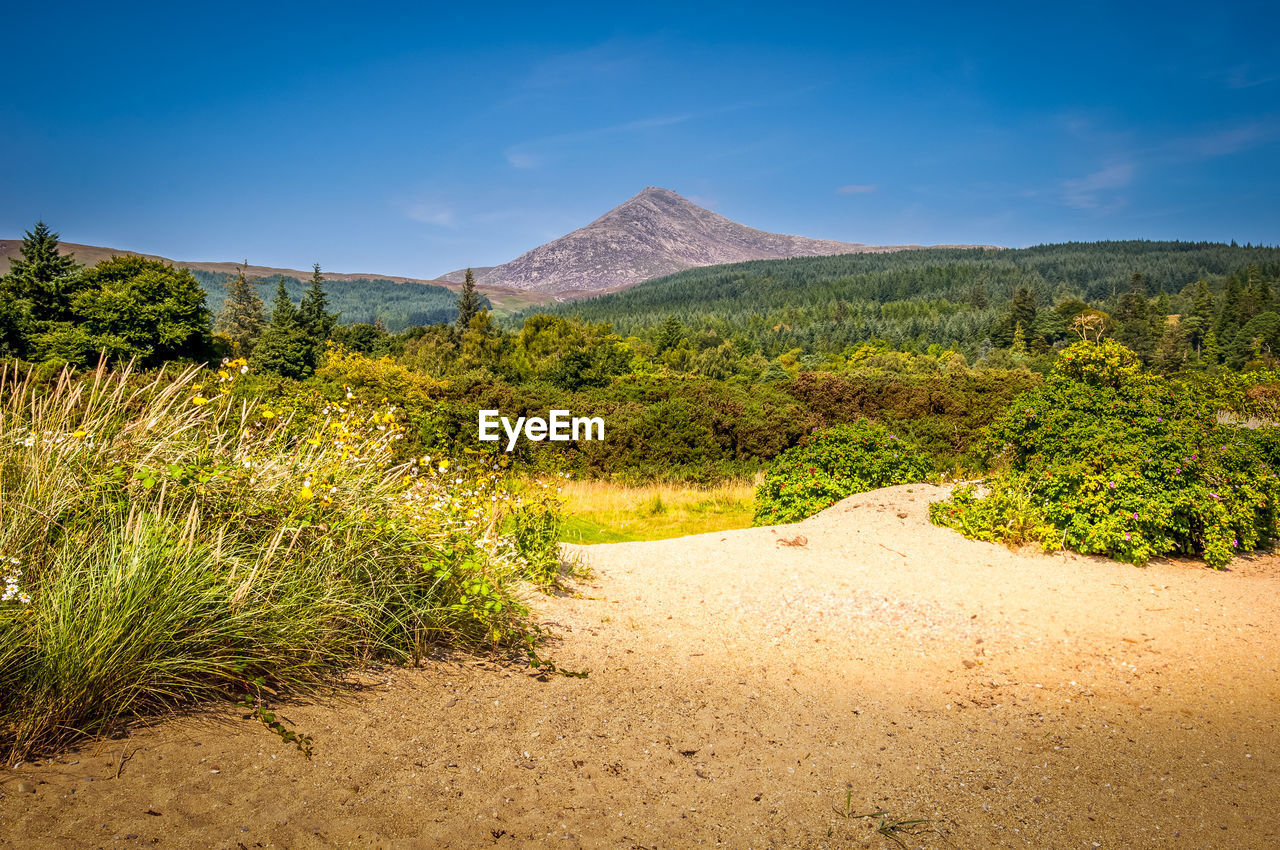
left=458, top=186, right=891, bottom=294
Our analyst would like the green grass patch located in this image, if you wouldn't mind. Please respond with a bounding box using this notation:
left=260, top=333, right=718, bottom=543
left=554, top=480, right=755, bottom=543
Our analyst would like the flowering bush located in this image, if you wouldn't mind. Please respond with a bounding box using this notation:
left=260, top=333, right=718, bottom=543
left=930, top=339, right=1280, bottom=567
left=753, top=419, right=931, bottom=525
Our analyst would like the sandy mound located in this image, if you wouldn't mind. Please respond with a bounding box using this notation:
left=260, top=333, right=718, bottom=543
left=3, top=484, right=1278, bottom=847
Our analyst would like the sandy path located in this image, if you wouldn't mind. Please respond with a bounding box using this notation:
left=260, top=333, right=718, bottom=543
left=2, top=484, right=1278, bottom=848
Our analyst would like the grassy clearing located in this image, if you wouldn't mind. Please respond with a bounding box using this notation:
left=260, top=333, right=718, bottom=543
left=0, top=360, right=559, bottom=760
left=555, top=479, right=756, bottom=544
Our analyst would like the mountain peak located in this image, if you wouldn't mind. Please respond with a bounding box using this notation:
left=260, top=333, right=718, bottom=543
left=636, top=185, right=683, bottom=199
left=465, top=188, right=878, bottom=295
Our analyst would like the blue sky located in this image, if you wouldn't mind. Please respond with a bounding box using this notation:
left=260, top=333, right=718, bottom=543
left=2, top=1, right=1278, bottom=279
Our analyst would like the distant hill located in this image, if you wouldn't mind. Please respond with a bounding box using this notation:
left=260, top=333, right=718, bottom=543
left=0, top=238, right=543, bottom=317
left=0, top=240, right=444, bottom=286
left=462, top=186, right=996, bottom=295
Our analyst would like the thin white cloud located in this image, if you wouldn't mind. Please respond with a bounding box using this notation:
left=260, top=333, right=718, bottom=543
left=405, top=202, right=455, bottom=227
left=1165, top=123, right=1277, bottom=160
left=518, top=41, right=643, bottom=91
left=837, top=184, right=877, bottom=195
left=1222, top=64, right=1280, bottom=90
left=503, top=113, right=694, bottom=170
left=505, top=151, right=542, bottom=170
left=1061, top=163, right=1134, bottom=210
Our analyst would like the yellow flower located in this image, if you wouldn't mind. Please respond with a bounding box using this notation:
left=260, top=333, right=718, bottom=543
left=191, top=396, right=210, bottom=406
left=72, top=429, right=87, bottom=439
left=260, top=408, right=277, bottom=419
left=306, top=437, right=321, bottom=446
left=298, top=486, right=314, bottom=501
left=438, top=459, right=450, bottom=471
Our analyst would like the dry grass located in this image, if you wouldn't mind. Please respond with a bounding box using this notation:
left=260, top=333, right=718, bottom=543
left=555, top=478, right=758, bottom=544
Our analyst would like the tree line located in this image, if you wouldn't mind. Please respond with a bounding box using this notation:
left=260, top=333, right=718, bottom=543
left=534, top=241, right=1280, bottom=372
left=5, top=223, right=1280, bottom=382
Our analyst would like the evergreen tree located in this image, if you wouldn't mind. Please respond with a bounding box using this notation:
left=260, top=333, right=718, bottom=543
left=298, top=264, right=339, bottom=340
left=0, top=294, right=33, bottom=357
left=1216, top=274, right=1244, bottom=350
left=217, top=267, right=267, bottom=356
left=1010, top=287, right=1037, bottom=330
left=968, top=282, right=989, bottom=310
left=250, top=280, right=312, bottom=378
left=1115, top=273, right=1157, bottom=362
left=655, top=316, right=684, bottom=353
left=2, top=221, right=83, bottom=322
left=761, top=360, right=790, bottom=382
left=1244, top=265, right=1271, bottom=317
left=1154, top=320, right=1188, bottom=374
left=1179, top=279, right=1216, bottom=354
left=1202, top=328, right=1222, bottom=366
left=456, top=269, right=483, bottom=331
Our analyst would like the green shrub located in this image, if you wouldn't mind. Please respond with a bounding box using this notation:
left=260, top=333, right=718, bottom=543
left=753, top=419, right=931, bottom=525
left=508, top=489, right=567, bottom=585
left=930, top=339, right=1280, bottom=567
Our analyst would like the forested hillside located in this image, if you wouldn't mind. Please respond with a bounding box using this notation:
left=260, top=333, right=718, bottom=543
left=540, top=241, right=1280, bottom=368
left=193, top=271, right=475, bottom=332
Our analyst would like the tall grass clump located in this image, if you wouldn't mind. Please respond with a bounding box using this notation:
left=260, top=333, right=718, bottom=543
left=0, top=359, right=543, bottom=759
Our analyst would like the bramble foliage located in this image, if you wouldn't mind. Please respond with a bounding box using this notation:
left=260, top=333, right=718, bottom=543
left=753, top=419, right=931, bottom=525
left=930, top=339, right=1280, bottom=567
left=782, top=365, right=1039, bottom=473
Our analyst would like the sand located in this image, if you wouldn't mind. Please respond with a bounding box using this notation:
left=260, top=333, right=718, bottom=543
left=2, top=483, right=1278, bottom=848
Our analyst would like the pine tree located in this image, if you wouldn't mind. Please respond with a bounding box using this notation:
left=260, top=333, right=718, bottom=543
left=968, top=282, right=989, bottom=310
left=1007, top=287, right=1037, bottom=348
left=456, top=269, right=484, bottom=331
left=2, top=221, right=83, bottom=321
left=655, top=316, right=684, bottom=353
left=1154, top=320, right=1188, bottom=374
left=1248, top=265, right=1272, bottom=314
left=298, top=264, right=339, bottom=340
left=1202, top=328, right=1221, bottom=366
left=217, top=267, right=267, bottom=356
left=1010, top=287, right=1037, bottom=330
left=1115, top=273, right=1157, bottom=362
left=250, top=280, right=312, bottom=378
